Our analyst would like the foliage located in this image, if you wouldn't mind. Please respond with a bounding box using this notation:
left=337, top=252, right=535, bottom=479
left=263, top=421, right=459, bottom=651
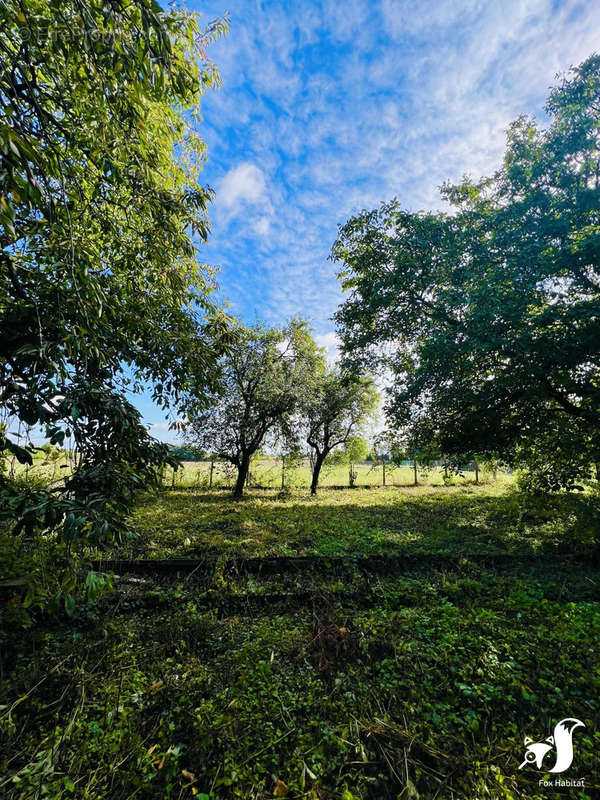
left=343, top=436, right=369, bottom=461
left=169, top=444, right=207, bottom=462
left=514, top=420, right=597, bottom=493
left=339, top=436, right=369, bottom=487
left=303, top=368, right=377, bottom=494
left=332, top=53, right=600, bottom=490
left=185, top=320, right=322, bottom=497
left=5, top=383, right=179, bottom=546
left=1, top=483, right=599, bottom=799
left=0, top=0, right=230, bottom=544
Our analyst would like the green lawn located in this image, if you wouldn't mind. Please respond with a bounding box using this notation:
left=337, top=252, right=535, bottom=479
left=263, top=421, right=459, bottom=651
left=1, top=483, right=599, bottom=800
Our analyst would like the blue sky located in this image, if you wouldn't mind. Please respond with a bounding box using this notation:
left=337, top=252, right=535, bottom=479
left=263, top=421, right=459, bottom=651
left=144, top=0, right=600, bottom=441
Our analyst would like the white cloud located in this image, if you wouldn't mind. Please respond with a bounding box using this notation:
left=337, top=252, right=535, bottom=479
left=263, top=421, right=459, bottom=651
left=148, top=422, right=171, bottom=433
left=194, top=0, right=600, bottom=337
left=217, top=162, right=267, bottom=212
left=251, top=216, right=270, bottom=236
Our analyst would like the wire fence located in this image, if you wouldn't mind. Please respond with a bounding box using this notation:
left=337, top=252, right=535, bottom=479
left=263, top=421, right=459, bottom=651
left=161, top=459, right=508, bottom=490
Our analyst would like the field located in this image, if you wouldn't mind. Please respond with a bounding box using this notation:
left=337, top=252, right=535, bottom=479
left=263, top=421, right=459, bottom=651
left=9, top=454, right=487, bottom=492
left=2, top=482, right=599, bottom=799
left=162, top=459, right=489, bottom=490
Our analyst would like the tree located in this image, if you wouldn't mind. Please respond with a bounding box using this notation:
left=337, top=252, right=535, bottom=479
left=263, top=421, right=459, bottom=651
left=332, top=54, right=600, bottom=490
left=185, top=321, right=320, bottom=498
left=303, top=369, right=377, bottom=494
left=400, top=417, right=493, bottom=486
left=169, top=445, right=206, bottom=462
left=0, top=1, right=230, bottom=543
left=341, top=435, right=369, bottom=487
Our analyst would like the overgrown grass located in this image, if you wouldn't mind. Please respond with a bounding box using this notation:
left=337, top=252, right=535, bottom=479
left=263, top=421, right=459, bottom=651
left=1, top=483, right=599, bottom=799
left=112, top=481, right=597, bottom=560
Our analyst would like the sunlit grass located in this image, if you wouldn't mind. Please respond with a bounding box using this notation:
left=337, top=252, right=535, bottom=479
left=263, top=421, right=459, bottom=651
left=3, top=472, right=599, bottom=800
left=163, top=458, right=506, bottom=489
left=102, top=477, right=600, bottom=561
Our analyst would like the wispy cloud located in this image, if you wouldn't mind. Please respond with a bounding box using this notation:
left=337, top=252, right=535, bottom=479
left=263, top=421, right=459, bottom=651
left=189, top=0, right=598, bottom=336
left=148, top=422, right=172, bottom=433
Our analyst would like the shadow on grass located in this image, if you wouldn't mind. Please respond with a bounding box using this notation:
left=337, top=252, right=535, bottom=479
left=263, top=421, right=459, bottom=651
left=121, top=486, right=600, bottom=561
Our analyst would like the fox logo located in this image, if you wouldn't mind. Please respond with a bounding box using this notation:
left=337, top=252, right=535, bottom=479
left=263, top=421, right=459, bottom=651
left=519, top=718, right=585, bottom=773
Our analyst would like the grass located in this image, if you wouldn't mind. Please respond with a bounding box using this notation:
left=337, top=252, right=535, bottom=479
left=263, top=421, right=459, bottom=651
left=1, top=481, right=599, bottom=799
left=9, top=453, right=487, bottom=492
left=109, top=479, right=594, bottom=560
left=162, top=459, right=489, bottom=490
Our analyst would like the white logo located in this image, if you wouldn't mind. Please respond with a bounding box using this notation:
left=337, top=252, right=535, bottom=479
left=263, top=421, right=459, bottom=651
left=519, top=718, right=585, bottom=773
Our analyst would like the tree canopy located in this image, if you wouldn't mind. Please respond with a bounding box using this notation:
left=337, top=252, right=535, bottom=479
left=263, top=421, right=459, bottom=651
left=0, top=0, right=230, bottom=541
left=185, top=320, right=321, bottom=497
left=332, top=53, right=600, bottom=490
left=303, top=368, right=377, bottom=494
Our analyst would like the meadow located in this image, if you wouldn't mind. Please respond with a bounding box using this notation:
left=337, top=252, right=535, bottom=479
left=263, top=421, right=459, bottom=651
left=2, top=480, right=599, bottom=799
left=9, top=453, right=486, bottom=492
left=160, top=459, right=489, bottom=491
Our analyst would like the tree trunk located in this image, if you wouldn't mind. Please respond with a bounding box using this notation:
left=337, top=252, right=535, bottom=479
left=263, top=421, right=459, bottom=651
left=310, top=452, right=326, bottom=495
left=382, top=460, right=386, bottom=487
left=281, top=457, right=285, bottom=489
left=413, top=459, right=418, bottom=486
left=209, top=459, right=214, bottom=489
left=474, top=459, right=479, bottom=485
left=234, top=454, right=251, bottom=499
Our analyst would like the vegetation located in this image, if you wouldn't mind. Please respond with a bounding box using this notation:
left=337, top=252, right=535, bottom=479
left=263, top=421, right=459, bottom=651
left=1, top=484, right=599, bottom=799
left=332, top=54, right=600, bottom=491
left=169, top=445, right=207, bottom=463
left=134, top=457, right=484, bottom=494
left=1, top=4, right=599, bottom=799
left=0, top=0, right=230, bottom=546
left=303, top=370, right=377, bottom=494
left=107, top=476, right=594, bottom=561
left=185, top=321, right=322, bottom=498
